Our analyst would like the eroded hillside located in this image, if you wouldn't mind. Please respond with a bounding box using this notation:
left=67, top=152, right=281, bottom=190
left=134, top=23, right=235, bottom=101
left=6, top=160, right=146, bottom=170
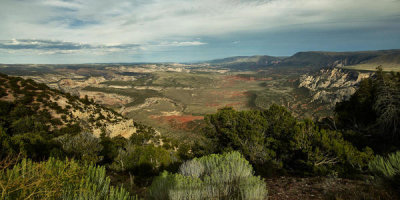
left=0, top=73, right=138, bottom=138
left=299, top=68, right=373, bottom=107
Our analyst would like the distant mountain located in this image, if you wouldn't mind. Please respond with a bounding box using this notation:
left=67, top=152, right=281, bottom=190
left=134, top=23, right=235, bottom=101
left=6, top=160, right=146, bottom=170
left=277, top=49, right=400, bottom=69
left=206, top=49, right=400, bottom=71
left=208, top=55, right=283, bottom=64
left=204, top=55, right=284, bottom=70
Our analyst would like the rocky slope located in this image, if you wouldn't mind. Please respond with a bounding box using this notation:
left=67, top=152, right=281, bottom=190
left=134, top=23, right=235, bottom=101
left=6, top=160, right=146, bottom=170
left=0, top=73, right=138, bottom=138
left=298, top=68, right=373, bottom=107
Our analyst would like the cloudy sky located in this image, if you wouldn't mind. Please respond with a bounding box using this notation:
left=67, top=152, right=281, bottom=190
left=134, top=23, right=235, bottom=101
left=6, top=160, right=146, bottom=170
left=0, top=0, right=399, bottom=63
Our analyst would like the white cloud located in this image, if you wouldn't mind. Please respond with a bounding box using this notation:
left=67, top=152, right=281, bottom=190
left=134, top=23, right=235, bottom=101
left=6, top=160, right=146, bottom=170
left=157, top=41, right=207, bottom=47
left=41, top=0, right=82, bottom=9
left=0, top=0, right=399, bottom=55
left=0, top=39, right=206, bottom=55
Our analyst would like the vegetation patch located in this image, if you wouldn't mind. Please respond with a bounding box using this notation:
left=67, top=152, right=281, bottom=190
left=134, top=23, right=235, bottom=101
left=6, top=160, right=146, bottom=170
left=148, top=151, right=267, bottom=200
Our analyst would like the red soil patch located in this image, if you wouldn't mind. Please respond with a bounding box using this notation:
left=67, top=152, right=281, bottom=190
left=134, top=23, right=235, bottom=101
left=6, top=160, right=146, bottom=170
left=221, top=75, right=259, bottom=87
left=226, top=102, right=245, bottom=107
left=150, top=115, right=204, bottom=130
left=230, top=91, right=248, bottom=98
left=150, top=115, right=204, bottom=124
left=208, top=91, right=249, bottom=101
left=206, top=103, right=220, bottom=107
left=163, top=115, right=204, bottom=123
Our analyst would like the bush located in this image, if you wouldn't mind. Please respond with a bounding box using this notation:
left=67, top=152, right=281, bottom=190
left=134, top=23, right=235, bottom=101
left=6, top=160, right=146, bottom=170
left=369, top=151, right=400, bottom=192
left=56, top=132, right=103, bottom=163
left=99, top=134, right=127, bottom=165
left=201, top=105, right=373, bottom=176
left=335, top=68, right=400, bottom=153
left=148, top=151, right=267, bottom=200
left=0, top=158, right=136, bottom=200
left=292, top=119, right=374, bottom=175
left=111, top=143, right=173, bottom=177
left=202, top=107, right=278, bottom=169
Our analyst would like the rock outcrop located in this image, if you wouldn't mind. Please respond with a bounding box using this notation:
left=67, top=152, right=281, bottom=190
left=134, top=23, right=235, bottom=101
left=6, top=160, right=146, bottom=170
left=299, top=68, right=372, bottom=107
left=0, top=74, right=138, bottom=138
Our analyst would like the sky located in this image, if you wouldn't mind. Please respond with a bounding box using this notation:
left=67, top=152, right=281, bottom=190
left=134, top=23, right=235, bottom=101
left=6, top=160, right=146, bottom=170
left=0, top=0, right=399, bottom=64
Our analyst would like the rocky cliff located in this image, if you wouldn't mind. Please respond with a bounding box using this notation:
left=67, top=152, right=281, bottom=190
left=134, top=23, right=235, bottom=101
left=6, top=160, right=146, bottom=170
left=299, top=68, right=373, bottom=107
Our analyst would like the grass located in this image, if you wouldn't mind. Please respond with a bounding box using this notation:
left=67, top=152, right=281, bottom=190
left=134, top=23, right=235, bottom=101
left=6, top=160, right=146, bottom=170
left=82, top=86, right=162, bottom=107
left=151, top=72, right=218, bottom=88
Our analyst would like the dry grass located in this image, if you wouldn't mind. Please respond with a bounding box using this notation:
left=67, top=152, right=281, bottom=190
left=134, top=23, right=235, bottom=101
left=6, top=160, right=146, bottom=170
left=342, top=64, right=400, bottom=72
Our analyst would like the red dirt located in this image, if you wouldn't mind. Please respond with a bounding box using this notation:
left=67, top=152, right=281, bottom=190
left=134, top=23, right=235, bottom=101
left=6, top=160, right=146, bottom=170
left=221, top=75, right=259, bottom=87
left=206, top=103, right=220, bottom=107
left=230, top=91, right=249, bottom=98
left=150, top=115, right=204, bottom=130
left=226, top=102, right=245, bottom=107
left=206, top=90, right=249, bottom=106
left=150, top=115, right=204, bottom=124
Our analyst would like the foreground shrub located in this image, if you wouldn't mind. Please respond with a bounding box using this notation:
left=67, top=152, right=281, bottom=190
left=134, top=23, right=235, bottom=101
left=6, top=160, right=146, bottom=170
left=369, top=151, right=400, bottom=192
left=335, top=68, right=400, bottom=153
left=111, top=143, right=173, bottom=177
left=148, top=151, right=267, bottom=200
left=56, top=132, right=104, bottom=163
left=292, top=119, right=374, bottom=175
left=0, top=157, right=136, bottom=199
left=201, top=105, right=373, bottom=176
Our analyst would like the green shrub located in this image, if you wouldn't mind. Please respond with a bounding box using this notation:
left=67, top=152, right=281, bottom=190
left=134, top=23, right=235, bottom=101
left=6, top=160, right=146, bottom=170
left=56, top=132, right=103, bottom=163
left=148, top=151, right=267, bottom=200
left=0, top=158, right=136, bottom=199
left=99, top=134, right=127, bottom=165
left=111, top=143, right=173, bottom=177
left=202, top=107, right=278, bottom=169
left=201, top=105, right=373, bottom=176
left=292, top=119, right=374, bottom=175
left=369, top=151, right=400, bottom=192
left=335, top=68, right=400, bottom=153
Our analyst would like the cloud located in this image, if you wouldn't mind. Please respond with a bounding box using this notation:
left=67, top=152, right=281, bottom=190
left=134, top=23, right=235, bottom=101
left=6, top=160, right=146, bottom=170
left=0, top=0, right=399, bottom=61
left=1, top=0, right=399, bottom=42
left=0, top=39, right=206, bottom=55
left=0, top=39, right=141, bottom=54
left=0, top=39, right=91, bottom=50
left=157, top=41, right=207, bottom=47
left=41, top=0, right=82, bottom=9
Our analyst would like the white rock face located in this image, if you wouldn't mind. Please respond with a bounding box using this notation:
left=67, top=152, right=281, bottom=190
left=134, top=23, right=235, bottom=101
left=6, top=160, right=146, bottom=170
left=299, top=68, right=373, bottom=107
left=59, top=96, right=137, bottom=138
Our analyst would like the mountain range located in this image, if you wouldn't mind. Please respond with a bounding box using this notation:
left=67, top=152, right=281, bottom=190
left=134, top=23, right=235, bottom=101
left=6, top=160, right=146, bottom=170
left=205, top=49, right=400, bottom=71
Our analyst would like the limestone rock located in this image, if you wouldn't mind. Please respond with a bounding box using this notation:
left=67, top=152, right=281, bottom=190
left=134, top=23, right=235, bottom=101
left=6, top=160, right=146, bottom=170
left=299, top=68, right=372, bottom=107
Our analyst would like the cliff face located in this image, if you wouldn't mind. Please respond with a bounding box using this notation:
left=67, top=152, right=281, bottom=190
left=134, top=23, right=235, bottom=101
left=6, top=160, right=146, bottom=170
left=299, top=68, right=372, bottom=107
